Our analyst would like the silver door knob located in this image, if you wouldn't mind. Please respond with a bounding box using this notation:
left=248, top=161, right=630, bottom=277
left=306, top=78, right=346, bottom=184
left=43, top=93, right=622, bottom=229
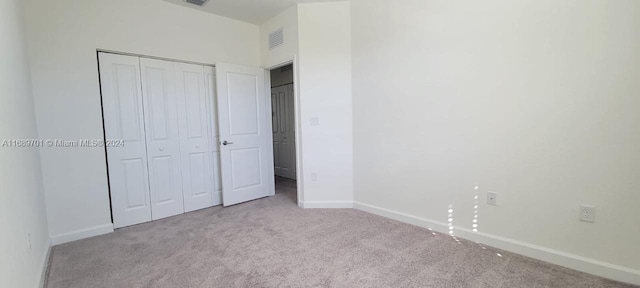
left=222, top=140, right=234, bottom=146
left=159, top=147, right=165, bottom=151
left=195, top=144, right=200, bottom=148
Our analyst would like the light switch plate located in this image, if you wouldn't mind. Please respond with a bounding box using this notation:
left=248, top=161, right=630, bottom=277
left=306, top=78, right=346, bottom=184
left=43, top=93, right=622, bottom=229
left=310, top=117, right=320, bottom=126
left=487, top=191, right=497, bottom=206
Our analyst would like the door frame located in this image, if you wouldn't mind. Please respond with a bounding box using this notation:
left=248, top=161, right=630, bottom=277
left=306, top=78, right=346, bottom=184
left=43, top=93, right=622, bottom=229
left=265, top=56, right=304, bottom=207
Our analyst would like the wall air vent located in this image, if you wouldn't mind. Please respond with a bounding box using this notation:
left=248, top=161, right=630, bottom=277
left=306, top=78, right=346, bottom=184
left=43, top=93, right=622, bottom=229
left=269, top=28, right=284, bottom=50
left=186, top=0, right=208, bottom=6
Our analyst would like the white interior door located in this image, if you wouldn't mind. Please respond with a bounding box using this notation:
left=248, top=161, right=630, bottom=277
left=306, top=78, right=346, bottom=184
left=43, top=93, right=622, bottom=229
left=140, top=58, right=185, bottom=220
left=99, top=53, right=152, bottom=228
left=271, top=84, right=296, bottom=180
left=175, top=62, right=214, bottom=212
left=216, top=63, right=275, bottom=206
left=205, top=67, right=223, bottom=206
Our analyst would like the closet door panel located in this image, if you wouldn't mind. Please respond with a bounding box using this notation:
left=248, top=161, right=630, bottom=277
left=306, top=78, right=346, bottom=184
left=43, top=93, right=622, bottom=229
left=205, top=67, right=223, bottom=206
left=99, top=53, right=152, bottom=228
left=176, top=63, right=214, bottom=212
left=140, top=58, right=184, bottom=220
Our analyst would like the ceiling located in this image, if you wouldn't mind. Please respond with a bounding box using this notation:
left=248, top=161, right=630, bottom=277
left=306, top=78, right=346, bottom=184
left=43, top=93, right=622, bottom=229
left=161, top=0, right=345, bottom=25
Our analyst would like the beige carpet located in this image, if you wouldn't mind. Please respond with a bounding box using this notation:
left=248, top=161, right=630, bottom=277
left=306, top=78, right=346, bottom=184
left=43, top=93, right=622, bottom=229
left=46, top=178, right=635, bottom=288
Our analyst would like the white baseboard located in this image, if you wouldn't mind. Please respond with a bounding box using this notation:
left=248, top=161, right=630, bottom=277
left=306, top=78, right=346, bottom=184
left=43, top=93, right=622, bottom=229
left=50, top=223, right=114, bottom=245
left=36, top=240, right=51, bottom=288
left=354, top=201, right=640, bottom=286
left=301, top=200, right=353, bottom=209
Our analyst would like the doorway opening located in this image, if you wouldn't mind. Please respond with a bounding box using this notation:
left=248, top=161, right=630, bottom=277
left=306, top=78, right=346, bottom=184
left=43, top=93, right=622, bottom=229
left=269, top=64, right=297, bottom=204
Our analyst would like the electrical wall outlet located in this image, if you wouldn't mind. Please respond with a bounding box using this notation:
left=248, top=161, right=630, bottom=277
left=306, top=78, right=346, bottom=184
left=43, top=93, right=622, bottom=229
left=580, top=205, right=596, bottom=223
left=487, top=191, right=498, bottom=206
left=311, top=172, right=318, bottom=181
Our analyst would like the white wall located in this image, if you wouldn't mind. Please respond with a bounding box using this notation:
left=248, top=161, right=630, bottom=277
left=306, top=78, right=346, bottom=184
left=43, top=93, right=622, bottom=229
left=352, top=0, right=640, bottom=281
left=259, top=2, right=354, bottom=207
left=23, top=0, right=260, bottom=243
left=297, top=2, right=353, bottom=207
left=260, top=5, right=299, bottom=68
left=0, top=0, right=50, bottom=287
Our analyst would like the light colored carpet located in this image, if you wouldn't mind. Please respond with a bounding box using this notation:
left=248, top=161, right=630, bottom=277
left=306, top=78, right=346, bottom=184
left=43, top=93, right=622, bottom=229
left=46, top=177, right=635, bottom=288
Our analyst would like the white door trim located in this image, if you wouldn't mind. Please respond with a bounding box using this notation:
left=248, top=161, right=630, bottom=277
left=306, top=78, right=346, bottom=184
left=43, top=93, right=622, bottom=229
left=264, top=56, right=304, bottom=207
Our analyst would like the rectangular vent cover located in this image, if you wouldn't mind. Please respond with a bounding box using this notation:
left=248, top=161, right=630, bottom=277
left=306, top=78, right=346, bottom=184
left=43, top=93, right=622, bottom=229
left=269, top=28, right=284, bottom=50
left=186, top=0, right=208, bottom=6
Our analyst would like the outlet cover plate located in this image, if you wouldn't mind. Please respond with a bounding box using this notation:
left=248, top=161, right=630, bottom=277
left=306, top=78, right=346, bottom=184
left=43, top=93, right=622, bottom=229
left=580, top=205, right=596, bottom=223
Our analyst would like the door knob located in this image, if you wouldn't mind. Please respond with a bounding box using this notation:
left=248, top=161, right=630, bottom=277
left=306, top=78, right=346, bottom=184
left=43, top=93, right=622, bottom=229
left=159, top=147, right=165, bottom=151
left=222, top=140, right=234, bottom=146
left=195, top=144, right=200, bottom=148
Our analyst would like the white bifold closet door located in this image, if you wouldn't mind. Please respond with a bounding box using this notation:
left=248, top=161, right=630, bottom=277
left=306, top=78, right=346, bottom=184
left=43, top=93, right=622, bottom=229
left=101, top=53, right=221, bottom=228
left=139, top=58, right=185, bottom=220
left=174, top=62, right=216, bottom=211
left=99, top=53, right=152, bottom=228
